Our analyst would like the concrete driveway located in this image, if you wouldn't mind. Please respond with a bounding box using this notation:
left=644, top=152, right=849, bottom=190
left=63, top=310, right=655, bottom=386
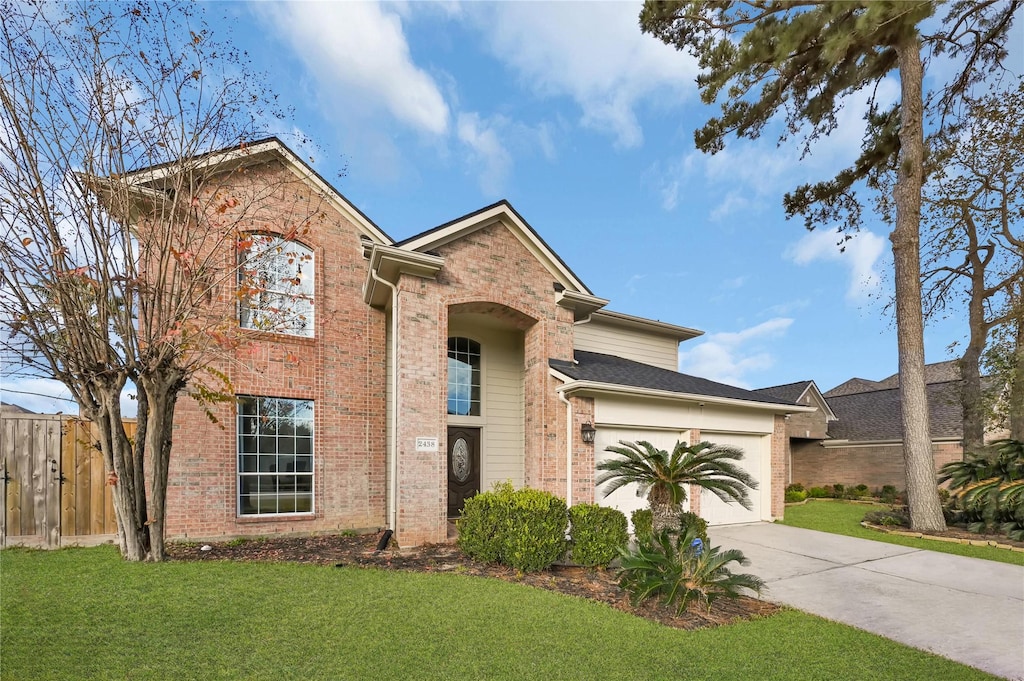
left=713, top=523, right=1024, bottom=680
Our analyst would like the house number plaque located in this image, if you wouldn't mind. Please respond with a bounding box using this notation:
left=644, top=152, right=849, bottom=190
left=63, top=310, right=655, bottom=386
left=415, top=437, right=439, bottom=452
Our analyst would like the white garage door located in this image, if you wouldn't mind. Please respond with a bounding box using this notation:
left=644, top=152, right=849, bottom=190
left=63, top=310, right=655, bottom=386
left=698, top=432, right=766, bottom=526
left=594, top=427, right=690, bottom=529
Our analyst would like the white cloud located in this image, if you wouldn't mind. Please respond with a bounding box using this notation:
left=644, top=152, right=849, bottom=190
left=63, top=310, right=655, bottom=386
left=457, top=113, right=512, bottom=196
left=678, top=318, right=793, bottom=387
left=460, top=2, right=698, bottom=148
left=257, top=2, right=449, bottom=137
left=787, top=227, right=887, bottom=302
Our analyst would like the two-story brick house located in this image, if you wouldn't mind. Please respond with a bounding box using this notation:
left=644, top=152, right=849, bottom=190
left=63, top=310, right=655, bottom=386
left=134, top=139, right=810, bottom=547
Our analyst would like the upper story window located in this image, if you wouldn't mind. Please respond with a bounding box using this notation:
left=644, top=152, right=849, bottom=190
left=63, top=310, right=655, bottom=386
left=238, top=234, right=314, bottom=337
left=447, top=337, right=481, bottom=416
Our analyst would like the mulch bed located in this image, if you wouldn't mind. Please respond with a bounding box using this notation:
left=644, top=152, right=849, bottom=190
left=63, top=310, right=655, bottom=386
left=168, top=532, right=780, bottom=630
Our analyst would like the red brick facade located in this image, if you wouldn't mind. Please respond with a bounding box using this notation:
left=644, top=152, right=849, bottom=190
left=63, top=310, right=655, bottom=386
left=790, top=440, right=963, bottom=490
left=156, top=146, right=794, bottom=546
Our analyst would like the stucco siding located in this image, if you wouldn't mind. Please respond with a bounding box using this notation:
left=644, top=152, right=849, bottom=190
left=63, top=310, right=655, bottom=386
left=574, top=321, right=679, bottom=372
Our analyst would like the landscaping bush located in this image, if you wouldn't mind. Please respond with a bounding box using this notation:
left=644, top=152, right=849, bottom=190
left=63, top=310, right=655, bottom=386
left=501, top=489, right=569, bottom=571
left=617, top=527, right=764, bottom=614
left=939, top=439, right=1024, bottom=540
left=457, top=482, right=514, bottom=563
left=807, top=487, right=829, bottom=499
left=879, top=485, right=899, bottom=504
left=679, top=511, right=709, bottom=546
left=785, top=483, right=805, bottom=493
left=785, top=489, right=808, bottom=503
left=457, top=482, right=568, bottom=572
left=854, top=484, right=870, bottom=496
left=631, top=508, right=653, bottom=543
left=831, top=484, right=844, bottom=497
left=863, top=509, right=909, bottom=528
left=569, top=504, right=628, bottom=567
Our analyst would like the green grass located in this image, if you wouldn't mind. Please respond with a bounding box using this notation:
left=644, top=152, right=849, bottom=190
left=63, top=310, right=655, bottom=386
left=780, top=500, right=1024, bottom=566
left=1, top=546, right=997, bottom=680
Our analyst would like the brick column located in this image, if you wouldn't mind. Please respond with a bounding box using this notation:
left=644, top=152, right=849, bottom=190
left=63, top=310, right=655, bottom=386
left=771, top=415, right=787, bottom=519
left=393, top=277, right=446, bottom=547
left=688, top=428, right=701, bottom=516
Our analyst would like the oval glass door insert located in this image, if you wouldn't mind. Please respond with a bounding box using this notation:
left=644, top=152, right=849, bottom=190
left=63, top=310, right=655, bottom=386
left=452, top=437, right=471, bottom=482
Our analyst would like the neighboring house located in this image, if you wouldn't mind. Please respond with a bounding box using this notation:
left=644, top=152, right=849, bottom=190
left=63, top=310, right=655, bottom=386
left=125, top=139, right=811, bottom=547
left=781, top=361, right=967, bottom=490
left=753, top=381, right=836, bottom=483
left=0, top=402, right=34, bottom=415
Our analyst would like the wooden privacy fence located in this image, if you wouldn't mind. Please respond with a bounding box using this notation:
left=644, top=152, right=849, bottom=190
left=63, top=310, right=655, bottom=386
left=1, top=414, right=133, bottom=548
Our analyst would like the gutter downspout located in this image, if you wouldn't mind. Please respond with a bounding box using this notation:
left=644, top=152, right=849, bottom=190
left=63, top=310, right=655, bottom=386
left=552, top=371, right=573, bottom=508
left=371, top=269, right=399, bottom=532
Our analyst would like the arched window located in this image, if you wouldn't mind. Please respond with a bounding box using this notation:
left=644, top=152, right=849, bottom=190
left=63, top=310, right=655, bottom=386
left=238, top=234, right=314, bottom=337
left=447, top=337, right=481, bottom=416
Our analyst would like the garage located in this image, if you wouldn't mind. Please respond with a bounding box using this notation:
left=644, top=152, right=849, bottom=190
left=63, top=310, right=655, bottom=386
left=593, top=427, right=691, bottom=527
left=697, top=431, right=767, bottom=525
left=594, top=426, right=768, bottom=528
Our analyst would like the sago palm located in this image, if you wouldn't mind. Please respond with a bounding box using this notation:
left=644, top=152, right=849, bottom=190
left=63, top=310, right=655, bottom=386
left=616, top=525, right=765, bottom=614
left=938, top=439, right=1024, bottom=538
left=597, top=440, right=758, bottom=534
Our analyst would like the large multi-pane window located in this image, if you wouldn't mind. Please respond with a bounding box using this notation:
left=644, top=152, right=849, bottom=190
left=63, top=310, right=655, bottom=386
left=238, top=234, right=315, bottom=337
left=447, top=337, right=481, bottom=416
left=237, top=396, right=313, bottom=515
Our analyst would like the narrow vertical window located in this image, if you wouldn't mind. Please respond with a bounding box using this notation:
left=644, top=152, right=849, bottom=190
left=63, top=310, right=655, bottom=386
left=447, top=337, right=481, bottom=416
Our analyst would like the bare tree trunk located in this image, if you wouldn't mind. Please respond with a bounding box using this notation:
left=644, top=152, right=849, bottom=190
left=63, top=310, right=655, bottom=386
left=959, top=243, right=988, bottom=456
left=140, top=370, right=185, bottom=562
left=1011, top=311, right=1024, bottom=440
left=894, top=40, right=946, bottom=532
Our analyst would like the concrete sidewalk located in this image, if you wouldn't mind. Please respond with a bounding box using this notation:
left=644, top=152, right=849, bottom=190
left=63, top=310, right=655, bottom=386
left=713, top=523, right=1024, bottom=680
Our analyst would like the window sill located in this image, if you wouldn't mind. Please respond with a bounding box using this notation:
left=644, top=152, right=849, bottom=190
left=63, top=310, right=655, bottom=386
left=238, top=328, right=317, bottom=345
left=235, top=513, right=316, bottom=523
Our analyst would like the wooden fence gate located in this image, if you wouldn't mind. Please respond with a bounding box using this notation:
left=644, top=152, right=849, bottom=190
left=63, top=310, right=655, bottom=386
left=1, top=415, right=126, bottom=548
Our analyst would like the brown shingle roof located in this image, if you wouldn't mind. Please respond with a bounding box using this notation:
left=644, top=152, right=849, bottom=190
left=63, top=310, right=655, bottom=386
left=826, top=380, right=962, bottom=441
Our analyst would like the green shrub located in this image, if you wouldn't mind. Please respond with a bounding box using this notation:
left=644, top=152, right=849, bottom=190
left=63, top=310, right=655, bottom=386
left=807, top=487, right=829, bottom=498
left=831, top=484, right=844, bottom=497
left=854, top=484, right=870, bottom=495
left=631, top=508, right=653, bottom=543
left=785, top=483, right=805, bottom=493
left=501, top=488, right=569, bottom=572
left=863, top=509, right=909, bottom=528
left=457, top=482, right=514, bottom=563
left=617, top=527, right=765, bottom=614
left=879, top=485, right=899, bottom=504
left=785, top=490, right=808, bottom=503
left=569, top=504, right=628, bottom=567
left=679, top=511, right=709, bottom=546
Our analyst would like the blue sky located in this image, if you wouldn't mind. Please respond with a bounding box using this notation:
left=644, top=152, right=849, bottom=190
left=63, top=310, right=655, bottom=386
left=5, top=2, right=1021, bottom=414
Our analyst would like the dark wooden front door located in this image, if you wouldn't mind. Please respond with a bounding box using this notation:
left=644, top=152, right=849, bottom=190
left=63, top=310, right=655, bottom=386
left=447, top=427, right=480, bottom=519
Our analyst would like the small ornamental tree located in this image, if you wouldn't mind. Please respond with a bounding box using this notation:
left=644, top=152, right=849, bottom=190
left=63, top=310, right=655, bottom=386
left=0, top=2, right=324, bottom=561
left=597, top=440, right=757, bottom=534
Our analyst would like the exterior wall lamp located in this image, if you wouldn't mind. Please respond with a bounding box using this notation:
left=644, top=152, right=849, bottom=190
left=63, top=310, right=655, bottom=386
left=580, top=422, right=596, bottom=444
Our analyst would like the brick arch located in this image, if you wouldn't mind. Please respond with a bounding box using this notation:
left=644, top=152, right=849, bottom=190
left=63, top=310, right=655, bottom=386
left=446, top=299, right=538, bottom=331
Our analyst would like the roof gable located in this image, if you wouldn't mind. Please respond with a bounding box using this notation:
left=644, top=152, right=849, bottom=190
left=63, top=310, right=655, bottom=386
left=755, top=380, right=836, bottom=421
left=397, top=200, right=592, bottom=295
left=120, top=137, right=392, bottom=245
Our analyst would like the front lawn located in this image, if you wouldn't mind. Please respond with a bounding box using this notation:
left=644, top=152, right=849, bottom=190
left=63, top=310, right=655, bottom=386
left=1, top=546, right=998, bottom=680
left=781, top=500, right=1024, bottom=566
